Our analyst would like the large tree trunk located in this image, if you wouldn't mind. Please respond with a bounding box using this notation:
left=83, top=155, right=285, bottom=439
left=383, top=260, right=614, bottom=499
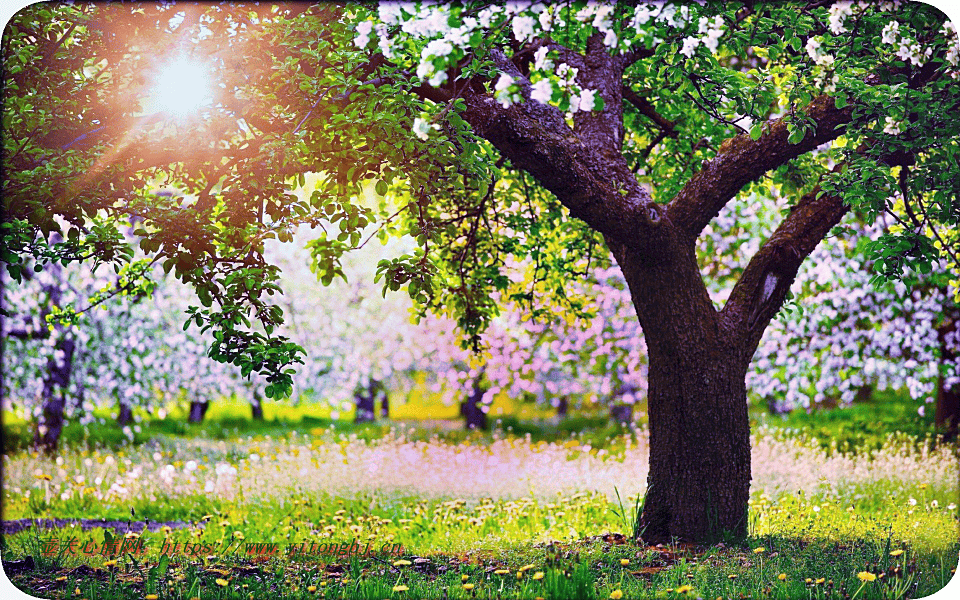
left=188, top=400, right=209, bottom=423
left=935, top=318, right=959, bottom=437
left=615, top=238, right=753, bottom=545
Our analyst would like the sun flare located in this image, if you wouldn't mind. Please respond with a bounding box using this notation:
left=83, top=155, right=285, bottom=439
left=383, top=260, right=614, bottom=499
left=145, top=58, right=212, bottom=118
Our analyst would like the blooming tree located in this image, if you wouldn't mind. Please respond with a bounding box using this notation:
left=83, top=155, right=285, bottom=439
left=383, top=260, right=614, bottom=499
left=4, top=2, right=959, bottom=544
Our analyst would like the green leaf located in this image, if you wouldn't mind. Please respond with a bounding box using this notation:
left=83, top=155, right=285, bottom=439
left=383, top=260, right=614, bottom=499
left=750, top=123, right=762, bottom=141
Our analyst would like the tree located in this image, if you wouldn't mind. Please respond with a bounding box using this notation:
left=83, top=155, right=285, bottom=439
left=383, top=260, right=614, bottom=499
left=4, top=2, right=959, bottom=543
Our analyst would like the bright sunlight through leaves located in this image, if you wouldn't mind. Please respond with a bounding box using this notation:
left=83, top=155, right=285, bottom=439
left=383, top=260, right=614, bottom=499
left=144, top=58, right=211, bottom=118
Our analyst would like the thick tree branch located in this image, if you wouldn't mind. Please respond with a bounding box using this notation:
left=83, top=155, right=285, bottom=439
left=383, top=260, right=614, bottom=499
left=667, top=94, right=852, bottom=239
left=720, top=174, right=849, bottom=352
left=458, top=50, right=660, bottom=249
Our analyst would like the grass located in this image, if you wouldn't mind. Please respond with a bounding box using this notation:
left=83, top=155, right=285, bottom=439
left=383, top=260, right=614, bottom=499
left=2, top=394, right=958, bottom=598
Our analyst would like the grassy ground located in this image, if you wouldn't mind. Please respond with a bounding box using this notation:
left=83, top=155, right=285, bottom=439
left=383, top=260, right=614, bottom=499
left=2, top=395, right=958, bottom=599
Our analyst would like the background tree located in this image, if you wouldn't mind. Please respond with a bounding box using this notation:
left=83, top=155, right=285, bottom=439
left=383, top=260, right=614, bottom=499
left=3, top=2, right=958, bottom=543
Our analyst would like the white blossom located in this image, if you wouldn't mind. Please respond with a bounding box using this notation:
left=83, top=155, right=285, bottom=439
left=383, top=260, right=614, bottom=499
left=354, top=20, right=373, bottom=48
left=579, top=88, right=599, bottom=112
left=530, top=78, right=553, bottom=104
left=883, top=116, right=902, bottom=135
left=513, top=14, right=537, bottom=43
left=681, top=36, right=700, bottom=58
left=533, top=46, right=553, bottom=71
left=703, top=28, right=724, bottom=53
left=494, top=73, right=520, bottom=108
left=412, top=116, right=434, bottom=140
left=827, top=2, right=853, bottom=35
left=378, top=3, right=405, bottom=25
left=603, top=29, right=618, bottom=48
left=881, top=21, right=900, bottom=45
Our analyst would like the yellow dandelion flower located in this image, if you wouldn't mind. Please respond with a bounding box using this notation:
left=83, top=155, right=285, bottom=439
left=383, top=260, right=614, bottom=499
left=103, top=560, right=118, bottom=568
left=146, top=596, right=158, bottom=600
left=520, top=564, right=536, bottom=572
left=56, top=577, right=67, bottom=582
left=805, top=578, right=813, bottom=584
left=777, top=573, right=787, bottom=581
left=676, top=584, right=693, bottom=593
left=816, top=578, right=825, bottom=584
left=533, top=571, right=545, bottom=580
left=620, top=558, right=630, bottom=566
left=307, top=586, right=316, bottom=593
left=215, top=578, right=229, bottom=587
left=728, top=574, right=738, bottom=579
left=753, top=547, right=766, bottom=554
left=890, top=550, right=904, bottom=557
left=461, top=574, right=469, bottom=582
left=74, top=588, right=81, bottom=596
left=857, top=572, right=876, bottom=582
left=393, top=559, right=412, bottom=566
left=462, top=583, right=475, bottom=590
left=494, top=569, right=509, bottom=575
left=610, top=590, right=624, bottom=600
left=517, top=571, right=524, bottom=580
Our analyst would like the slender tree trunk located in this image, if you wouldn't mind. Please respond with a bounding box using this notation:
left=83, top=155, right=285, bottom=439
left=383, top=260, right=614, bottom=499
left=32, top=250, right=75, bottom=453
left=117, top=402, right=133, bottom=426
left=354, top=380, right=377, bottom=423
left=251, top=390, right=264, bottom=421
left=615, top=238, right=752, bottom=544
left=380, top=387, right=389, bottom=419
left=34, top=336, right=75, bottom=452
left=609, top=404, right=633, bottom=424
left=188, top=400, right=209, bottom=423
left=556, top=396, right=569, bottom=418
left=462, top=378, right=488, bottom=430
left=935, top=318, right=959, bottom=437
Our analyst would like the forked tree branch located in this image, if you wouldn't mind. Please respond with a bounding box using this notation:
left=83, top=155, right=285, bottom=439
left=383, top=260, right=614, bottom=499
left=667, top=93, right=852, bottom=240
left=720, top=171, right=849, bottom=352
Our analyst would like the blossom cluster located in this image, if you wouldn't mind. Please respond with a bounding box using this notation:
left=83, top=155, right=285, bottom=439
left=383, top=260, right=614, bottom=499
left=351, top=2, right=737, bottom=139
